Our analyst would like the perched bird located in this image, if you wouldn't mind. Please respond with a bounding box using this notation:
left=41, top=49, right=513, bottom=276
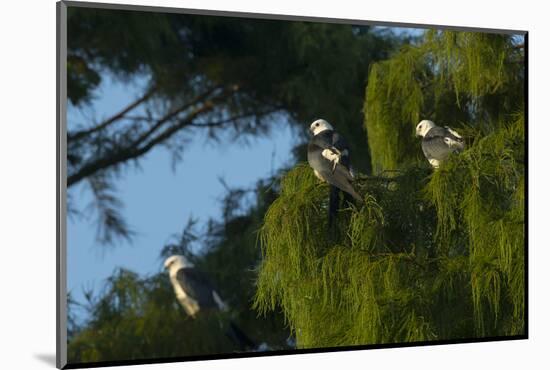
left=307, top=119, right=362, bottom=226
left=416, top=120, right=465, bottom=168
left=164, top=255, right=256, bottom=350
left=164, top=254, right=227, bottom=317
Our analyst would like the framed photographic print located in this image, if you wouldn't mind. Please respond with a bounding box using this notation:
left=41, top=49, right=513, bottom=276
left=57, top=1, right=527, bottom=368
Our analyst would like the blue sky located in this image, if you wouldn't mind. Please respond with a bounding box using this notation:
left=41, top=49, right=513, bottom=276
left=67, top=75, right=298, bottom=321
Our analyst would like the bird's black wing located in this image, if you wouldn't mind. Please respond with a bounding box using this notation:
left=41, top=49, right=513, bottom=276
left=227, top=321, right=256, bottom=350
left=331, top=131, right=349, bottom=149
left=310, top=131, right=353, bottom=170
left=309, top=131, right=340, bottom=152
left=176, top=268, right=218, bottom=308
left=331, top=132, right=351, bottom=167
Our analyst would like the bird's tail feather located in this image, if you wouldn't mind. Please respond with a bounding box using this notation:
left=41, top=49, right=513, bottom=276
left=328, top=185, right=340, bottom=228
left=328, top=185, right=362, bottom=229
left=343, top=191, right=354, bottom=205
left=346, top=187, right=363, bottom=204
left=226, top=320, right=256, bottom=351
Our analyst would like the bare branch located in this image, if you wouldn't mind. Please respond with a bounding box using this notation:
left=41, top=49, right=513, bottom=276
left=68, top=85, right=157, bottom=142
left=131, top=85, right=223, bottom=147
left=66, top=83, right=277, bottom=188
left=67, top=86, right=234, bottom=187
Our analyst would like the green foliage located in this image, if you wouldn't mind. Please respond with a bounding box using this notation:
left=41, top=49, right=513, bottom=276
left=180, top=179, right=292, bottom=347
left=425, top=115, right=525, bottom=335
left=255, top=164, right=440, bottom=347
left=68, top=269, right=237, bottom=362
left=68, top=179, right=291, bottom=364
left=255, top=31, right=525, bottom=348
left=66, top=8, right=402, bottom=362
left=67, top=9, right=525, bottom=357
left=255, top=124, right=524, bottom=346
left=66, top=7, right=400, bottom=244
left=365, top=31, right=524, bottom=171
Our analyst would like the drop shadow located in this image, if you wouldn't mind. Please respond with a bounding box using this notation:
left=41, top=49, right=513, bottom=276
left=34, top=353, right=56, bottom=367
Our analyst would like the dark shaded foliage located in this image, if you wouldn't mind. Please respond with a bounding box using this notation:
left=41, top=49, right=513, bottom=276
left=68, top=178, right=291, bottom=363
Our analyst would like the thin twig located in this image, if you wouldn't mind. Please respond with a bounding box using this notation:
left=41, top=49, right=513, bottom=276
left=68, top=85, right=157, bottom=142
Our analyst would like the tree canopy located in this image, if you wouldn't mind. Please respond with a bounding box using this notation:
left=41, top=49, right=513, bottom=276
left=66, top=6, right=404, bottom=363
left=67, top=6, right=399, bottom=245
left=364, top=31, right=524, bottom=171
left=255, top=30, right=525, bottom=347
left=66, top=6, right=525, bottom=363
left=68, top=178, right=292, bottom=363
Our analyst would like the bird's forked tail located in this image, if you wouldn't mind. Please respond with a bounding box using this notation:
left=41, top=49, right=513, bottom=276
left=226, top=320, right=256, bottom=351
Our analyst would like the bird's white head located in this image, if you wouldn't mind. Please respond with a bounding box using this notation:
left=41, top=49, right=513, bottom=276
left=163, top=255, right=193, bottom=271
left=416, top=120, right=436, bottom=137
left=310, top=119, right=334, bottom=136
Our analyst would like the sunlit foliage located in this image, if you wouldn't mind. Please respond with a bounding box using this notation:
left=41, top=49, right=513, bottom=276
left=255, top=31, right=525, bottom=347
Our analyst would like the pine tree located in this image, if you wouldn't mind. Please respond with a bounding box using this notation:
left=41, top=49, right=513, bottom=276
left=66, top=9, right=403, bottom=362
left=68, top=270, right=239, bottom=362
left=67, top=180, right=291, bottom=363
left=254, top=30, right=525, bottom=347
left=66, top=6, right=399, bottom=246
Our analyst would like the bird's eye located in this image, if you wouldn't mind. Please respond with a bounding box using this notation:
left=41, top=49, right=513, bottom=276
left=315, top=123, right=319, bottom=127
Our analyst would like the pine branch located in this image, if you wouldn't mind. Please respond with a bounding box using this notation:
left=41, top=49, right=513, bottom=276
left=87, top=173, right=134, bottom=245
left=130, top=85, right=224, bottom=147
left=68, top=85, right=157, bottom=142
left=67, top=85, right=256, bottom=187
left=188, top=107, right=282, bottom=129
left=67, top=101, right=215, bottom=187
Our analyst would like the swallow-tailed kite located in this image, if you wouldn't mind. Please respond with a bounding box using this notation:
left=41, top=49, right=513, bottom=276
left=164, top=254, right=227, bottom=317
left=164, top=255, right=256, bottom=350
left=416, top=120, right=465, bottom=168
left=307, top=119, right=362, bottom=226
